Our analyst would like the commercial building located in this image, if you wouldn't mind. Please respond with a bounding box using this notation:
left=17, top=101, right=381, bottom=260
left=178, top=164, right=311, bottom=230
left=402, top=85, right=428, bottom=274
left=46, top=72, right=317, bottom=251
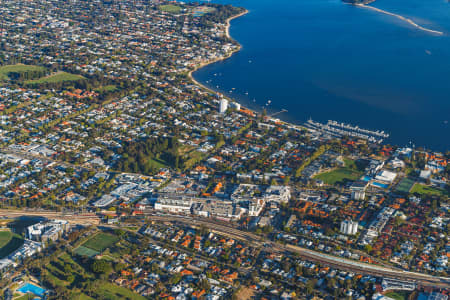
left=26, top=220, right=69, bottom=243
left=375, top=170, right=397, bottom=184
left=381, top=278, right=416, bottom=292
left=263, top=185, right=291, bottom=203
left=248, top=199, right=265, bottom=217
left=350, top=181, right=368, bottom=200
left=192, top=200, right=244, bottom=221
left=154, top=194, right=193, bottom=213
left=154, top=198, right=192, bottom=213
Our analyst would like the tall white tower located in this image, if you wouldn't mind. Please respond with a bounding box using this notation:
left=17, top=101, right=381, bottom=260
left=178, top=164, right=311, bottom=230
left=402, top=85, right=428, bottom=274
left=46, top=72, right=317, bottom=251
left=340, top=220, right=358, bottom=235
left=219, top=99, right=228, bottom=114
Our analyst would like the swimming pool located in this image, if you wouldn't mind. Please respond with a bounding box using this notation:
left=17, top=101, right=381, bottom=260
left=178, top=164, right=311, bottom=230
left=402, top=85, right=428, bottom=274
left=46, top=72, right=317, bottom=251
left=17, top=283, right=46, bottom=297
left=371, top=181, right=389, bottom=189
left=361, top=176, right=372, bottom=182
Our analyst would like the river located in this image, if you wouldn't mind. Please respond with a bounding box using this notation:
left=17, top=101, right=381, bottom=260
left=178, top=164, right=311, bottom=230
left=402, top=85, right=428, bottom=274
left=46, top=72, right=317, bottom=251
left=191, top=0, right=450, bottom=151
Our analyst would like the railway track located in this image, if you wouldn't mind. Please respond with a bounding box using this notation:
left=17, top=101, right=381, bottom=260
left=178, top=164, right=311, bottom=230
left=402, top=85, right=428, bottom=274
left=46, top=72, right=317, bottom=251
left=1, top=209, right=448, bottom=288
left=145, top=214, right=450, bottom=288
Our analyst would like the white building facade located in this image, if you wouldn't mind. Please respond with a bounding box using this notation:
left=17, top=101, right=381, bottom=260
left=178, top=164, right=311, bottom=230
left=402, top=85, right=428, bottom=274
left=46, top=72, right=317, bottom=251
left=219, top=99, right=228, bottom=114
left=340, top=220, right=358, bottom=235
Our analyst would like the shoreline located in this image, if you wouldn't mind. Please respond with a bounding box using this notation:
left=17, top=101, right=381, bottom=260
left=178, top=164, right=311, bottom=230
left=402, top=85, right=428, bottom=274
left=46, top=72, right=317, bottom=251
left=187, top=9, right=252, bottom=104
left=225, top=9, right=249, bottom=39
left=186, top=6, right=445, bottom=150
left=187, top=8, right=328, bottom=134
left=187, top=9, right=296, bottom=127
left=355, top=3, right=444, bottom=35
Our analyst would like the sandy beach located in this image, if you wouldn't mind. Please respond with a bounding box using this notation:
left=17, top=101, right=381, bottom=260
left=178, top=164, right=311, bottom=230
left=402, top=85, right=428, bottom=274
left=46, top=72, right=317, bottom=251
left=187, top=8, right=303, bottom=131
left=188, top=9, right=249, bottom=97
left=225, top=10, right=249, bottom=39
left=356, top=3, right=444, bottom=35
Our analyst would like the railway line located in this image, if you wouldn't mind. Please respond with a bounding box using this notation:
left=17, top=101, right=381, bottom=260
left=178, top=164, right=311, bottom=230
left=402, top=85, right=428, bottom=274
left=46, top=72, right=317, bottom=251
left=145, top=214, right=450, bottom=288
left=1, top=209, right=448, bottom=288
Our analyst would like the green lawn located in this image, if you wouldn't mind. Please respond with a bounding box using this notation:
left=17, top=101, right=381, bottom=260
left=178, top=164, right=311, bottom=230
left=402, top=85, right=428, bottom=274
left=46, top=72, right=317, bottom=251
left=0, top=230, right=13, bottom=248
left=59, top=252, right=89, bottom=274
left=81, top=232, right=118, bottom=252
left=0, top=231, right=24, bottom=258
left=395, top=177, right=415, bottom=194
left=45, top=262, right=68, bottom=283
left=44, top=267, right=69, bottom=288
left=384, top=291, right=409, bottom=300
left=74, top=245, right=99, bottom=258
left=343, top=158, right=357, bottom=169
left=70, top=293, right=94, bottom=300
left=182, top=150, right=206, bottom=170
left=148, top=157, right=169, bottom=169
left=314, top=168, right=362, bottom=185
left=0, top=64, right=46, bottom=80
left=410, top=183, right=448, bottom=197
left=314, top=158, right=363, bottom=185
left=14, top=294, right=35, bottom=300
left=159, top=4, right=182, bottom=13
left=95, top=85, right=117, bottom=93
left=44, top=251, right=95, bottom=289
left=96, top=282, right=146, bottom=300
left=42, top=252, right=139, bottom=299
left=25, top=72, right=85, bottom=85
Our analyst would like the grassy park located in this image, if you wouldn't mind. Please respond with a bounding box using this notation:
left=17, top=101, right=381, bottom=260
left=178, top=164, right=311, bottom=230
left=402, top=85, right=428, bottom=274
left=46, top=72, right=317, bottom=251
left=95, top=85, right=117, bottom=93
left=25, top=72, right=85, bottom=85
left=0, top=230, right=24, bottom=258
left=81, top=232, right=118, bottom=252
left=315, top=168, right=362, bottom=185
left=43, top=246, right=145, bottom=299
left=0, top=64, right=47, bottom=80
left=96, top=282, right=146, bottom=300
left=314, top=158, right=363, bottom=185
left=0, top=230, right=13, bottom=249
left=384, top=291, right=409, bottom=300
left=159, top=4, right=182, bottom=13
left=410, top=183, right=448, bottom=197
left=73, top=246, right=99, bottom=258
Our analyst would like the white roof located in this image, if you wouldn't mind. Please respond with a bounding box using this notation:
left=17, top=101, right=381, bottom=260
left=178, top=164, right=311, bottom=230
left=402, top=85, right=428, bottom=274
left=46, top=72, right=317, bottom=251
left=375, top=170, right=397, bottom=183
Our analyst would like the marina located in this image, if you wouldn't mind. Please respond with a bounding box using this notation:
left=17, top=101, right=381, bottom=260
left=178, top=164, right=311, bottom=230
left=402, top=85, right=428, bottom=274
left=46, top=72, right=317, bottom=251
left=192, top=0, right=450, bottom=151
left=327, top=120, right=389, bottom=138
left=304, top=119, right=389, bottom=143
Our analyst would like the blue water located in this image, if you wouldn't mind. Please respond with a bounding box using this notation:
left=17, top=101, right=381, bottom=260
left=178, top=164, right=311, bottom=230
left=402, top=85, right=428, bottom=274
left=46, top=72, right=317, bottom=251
left=371, top=181, right=389, bottom=188
left=192, top=0, right=450, bottom=151
left=362, top=176, right=372, bottom=182
left=17, top=283, right=46, bottom=297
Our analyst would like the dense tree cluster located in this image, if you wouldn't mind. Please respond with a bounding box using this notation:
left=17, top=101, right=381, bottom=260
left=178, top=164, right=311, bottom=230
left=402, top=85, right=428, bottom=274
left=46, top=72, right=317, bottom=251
left=115, top=137, right=181, bottom=174
left=197, top=4, right=245, bottom=27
